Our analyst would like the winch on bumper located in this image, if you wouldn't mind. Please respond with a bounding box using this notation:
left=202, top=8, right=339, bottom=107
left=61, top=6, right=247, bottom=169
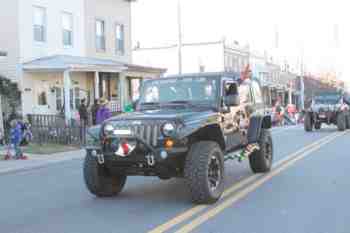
left=86, top=129, right=188, bottom=177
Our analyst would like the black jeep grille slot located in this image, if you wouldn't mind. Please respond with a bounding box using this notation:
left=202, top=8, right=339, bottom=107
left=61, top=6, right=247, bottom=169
left=152, top=125, right=158, bottom=146
left=146, top=125, right=152, bottom=145
left=112, top=121, right=162, bottom=147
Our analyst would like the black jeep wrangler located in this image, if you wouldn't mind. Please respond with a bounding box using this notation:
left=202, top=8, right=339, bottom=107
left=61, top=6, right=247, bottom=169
left=83, top=72, right=273, bottom=204
left=304, top=91, right=350, bottom=132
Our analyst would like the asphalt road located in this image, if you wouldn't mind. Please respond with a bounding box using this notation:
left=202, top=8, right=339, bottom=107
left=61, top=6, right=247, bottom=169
left=1, top=125, right=349, bottom=233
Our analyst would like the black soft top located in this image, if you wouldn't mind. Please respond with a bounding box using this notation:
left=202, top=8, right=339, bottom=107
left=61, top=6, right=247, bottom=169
left=161, top=72, right=241, bottom=82
left=313, top=91, right=342, bottom=98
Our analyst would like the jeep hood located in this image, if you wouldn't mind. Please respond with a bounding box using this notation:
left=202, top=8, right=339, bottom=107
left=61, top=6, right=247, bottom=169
left=109, top=108, right=217, bottom=122
left=311, top=103, right=340, bottom=112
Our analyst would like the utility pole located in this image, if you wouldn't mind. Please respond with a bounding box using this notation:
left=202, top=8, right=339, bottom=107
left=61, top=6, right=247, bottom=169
left=299, top=49, right=305, bottom=110
left=177, top=0, right=183, bottom=74
left=300, top=61, right=305, bottom=110
left=296, top=39, right=305, bottom=110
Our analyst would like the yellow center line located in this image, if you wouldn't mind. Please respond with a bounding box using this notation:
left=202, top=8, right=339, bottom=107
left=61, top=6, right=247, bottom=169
left=148, top=174, right=261, bottom=233
left=148, top=132, right=339, bottom=233
left=175, top=131, right=346, bottom=233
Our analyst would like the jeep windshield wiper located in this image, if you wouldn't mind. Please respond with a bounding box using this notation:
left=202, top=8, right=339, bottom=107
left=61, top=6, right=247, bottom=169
left=140, top=102, right=162, bottom=110
left=165, top=100, right=197, bottom=108
left=140, top=102, right=160, bottom=106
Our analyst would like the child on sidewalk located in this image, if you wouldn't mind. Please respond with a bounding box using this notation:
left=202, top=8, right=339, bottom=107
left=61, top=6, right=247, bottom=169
left=10, top=119, right=27, bottom=160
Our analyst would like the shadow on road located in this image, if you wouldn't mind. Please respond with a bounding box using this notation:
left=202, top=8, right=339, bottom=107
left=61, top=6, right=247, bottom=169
left=84, top=162, right=251, bottom=206
left=307, top=127, right=342, bottom=134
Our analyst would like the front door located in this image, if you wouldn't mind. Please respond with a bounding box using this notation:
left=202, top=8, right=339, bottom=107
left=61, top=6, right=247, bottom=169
left=99, top=73, right=111, bottom=100
left=33, top=82, right=51, bottom=114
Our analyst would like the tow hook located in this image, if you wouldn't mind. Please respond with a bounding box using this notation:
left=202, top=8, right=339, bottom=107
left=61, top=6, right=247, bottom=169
left=146, top=154, right=155, bottom=166
left=97, top=153, right=105, bottom=164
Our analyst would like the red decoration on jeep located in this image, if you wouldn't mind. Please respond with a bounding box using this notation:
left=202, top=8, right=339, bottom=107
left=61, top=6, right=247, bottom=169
left=240, top=64, right=252, bottom=81
left=121, top=142, right=130, bottom=155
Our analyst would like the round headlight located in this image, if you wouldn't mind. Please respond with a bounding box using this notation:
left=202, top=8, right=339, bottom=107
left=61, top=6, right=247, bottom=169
left=162, top=123, right=176, bottom=136
left=104, top=124, right=114, bottom=134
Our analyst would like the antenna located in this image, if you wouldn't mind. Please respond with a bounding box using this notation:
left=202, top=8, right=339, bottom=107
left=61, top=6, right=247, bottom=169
left=334, top=24, right=339, bottom=48
left=177, top=0, right=183, bottom=74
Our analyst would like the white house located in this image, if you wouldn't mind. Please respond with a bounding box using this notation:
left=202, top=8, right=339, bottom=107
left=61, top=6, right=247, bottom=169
left=0, top=0, right=165, bottom=123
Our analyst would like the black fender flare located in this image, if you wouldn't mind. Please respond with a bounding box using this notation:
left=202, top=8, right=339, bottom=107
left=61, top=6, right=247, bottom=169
left=247, top=115, right=272, bottom=144
left=178, top=121, right=226, bottom=151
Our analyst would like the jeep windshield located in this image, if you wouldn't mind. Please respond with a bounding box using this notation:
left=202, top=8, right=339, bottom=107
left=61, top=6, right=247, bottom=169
left=313, top=94, right=341, bottom=105
left=139, top=76, right=219, bottom=110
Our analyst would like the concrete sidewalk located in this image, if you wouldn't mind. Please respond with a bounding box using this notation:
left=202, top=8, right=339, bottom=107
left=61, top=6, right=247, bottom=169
left=0, top=149, right=85, bottom=175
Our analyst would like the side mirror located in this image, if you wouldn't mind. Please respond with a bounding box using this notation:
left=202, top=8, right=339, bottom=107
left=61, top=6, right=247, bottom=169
left=132, top=99, right=139, bottom=110
left=225, top=94, right=240, bottom=107
left=343, top=96, right=350, bottom=105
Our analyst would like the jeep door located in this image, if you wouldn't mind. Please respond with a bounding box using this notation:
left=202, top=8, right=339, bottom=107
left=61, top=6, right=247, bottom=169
left=237, top=80, right=254, bottom=142
left=221, top=79, right=242, bottom=151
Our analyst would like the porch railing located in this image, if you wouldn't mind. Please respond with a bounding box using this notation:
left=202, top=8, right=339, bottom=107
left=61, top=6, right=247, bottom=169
left=26, top=105, right=124, bottom=146
left=27, top=114, right=87, bottom=146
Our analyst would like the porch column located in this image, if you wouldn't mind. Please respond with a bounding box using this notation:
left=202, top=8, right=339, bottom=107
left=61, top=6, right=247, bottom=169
left=119, top=73, right=127, bottom=112
left=0, top=96, right=3, bottom=133
left=63, top=70, right=72, bottom=124
left=94, top=71, right=100, bottom=100
left=288, top=88, right=292, bottom=105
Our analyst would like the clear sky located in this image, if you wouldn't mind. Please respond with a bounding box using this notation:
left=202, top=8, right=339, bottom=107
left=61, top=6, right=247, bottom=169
left=132, top=0, right=349, bottom=84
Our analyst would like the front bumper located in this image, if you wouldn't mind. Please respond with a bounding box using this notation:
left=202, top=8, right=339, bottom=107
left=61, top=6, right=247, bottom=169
left=314, top=111, right=337, bottom=123
left=86, top=134, right=188, bottom=176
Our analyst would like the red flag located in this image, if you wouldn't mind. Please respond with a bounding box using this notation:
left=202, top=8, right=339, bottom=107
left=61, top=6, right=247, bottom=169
left=240, top=64, right=252, bottom=81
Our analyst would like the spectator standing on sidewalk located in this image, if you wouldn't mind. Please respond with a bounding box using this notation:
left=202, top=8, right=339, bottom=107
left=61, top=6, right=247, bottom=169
left=287, top=104, right=297, bottom=123
left=96, top=98, right=112, bottom=125
left=274, top=100, right=284, bottom=126
left=90, top=99, right=99, bottom=125
left=78, top=99, right=89, bottom=144
left=79, top=99, right=88, bottom=126
left=10, top=119, right=27, bottom=160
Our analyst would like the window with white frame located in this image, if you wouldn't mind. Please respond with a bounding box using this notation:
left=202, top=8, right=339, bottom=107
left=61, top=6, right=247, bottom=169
left=55, top=87, right=63, bottom=111
left=55, top=87, right=81, bottom=111
left=96, top=19, right=106, bottom=51
left=115, top=24, right=125, bottom=55
left=33, top=6, right=46, bottom=42
left=62, top=12, right=73, bottom=47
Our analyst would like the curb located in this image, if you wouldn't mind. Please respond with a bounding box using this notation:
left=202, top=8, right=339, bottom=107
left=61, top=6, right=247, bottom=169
left=0, top=154, right=85, bottom=176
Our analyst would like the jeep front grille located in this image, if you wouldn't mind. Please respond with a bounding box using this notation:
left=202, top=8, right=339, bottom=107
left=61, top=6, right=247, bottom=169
left=111, top=121, right=163, bottom=147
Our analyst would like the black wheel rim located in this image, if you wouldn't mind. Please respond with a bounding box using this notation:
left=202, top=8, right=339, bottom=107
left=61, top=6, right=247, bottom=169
left=208, top=154, right=221, bottom=191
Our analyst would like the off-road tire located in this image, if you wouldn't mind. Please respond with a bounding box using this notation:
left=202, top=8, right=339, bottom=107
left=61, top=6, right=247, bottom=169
left=249, top=129, right=273, bottom=173
left=346, top=115, right=350, bottom=129
left=314, top=122, right=321, bottom=130
left=184, top=141, right=225, bottom=204
left=83, top=152, right=127, bottom=197
left=337, top=112, right=346, bottom=131
left=304, top=113, right=313, bottom=132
